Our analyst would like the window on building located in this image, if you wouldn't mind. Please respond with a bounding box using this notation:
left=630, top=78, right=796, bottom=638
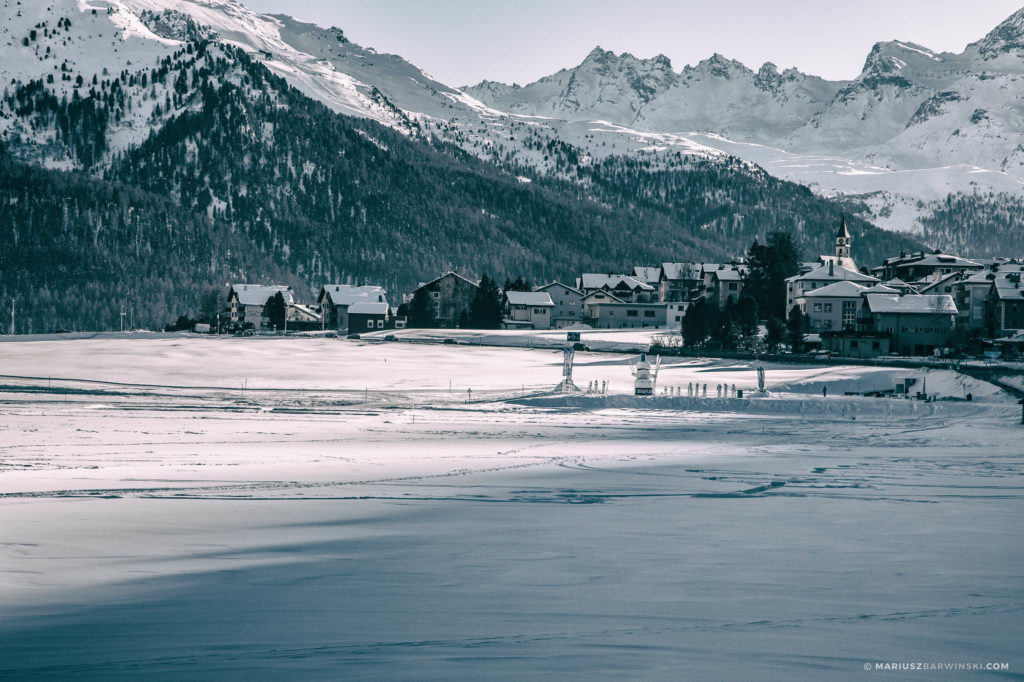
left=824, top=303, right=832, bottom=313
left=813, top=303, right=822, bottom=312
left=366, top=320, right=374, bottom=329
left=842, top=301, right=856, bottom=329
left=377, top=320, right=384, bottom=328
left=872, top=341, right=880, bottom=350
left=851, top=341, right=859, bottom=349
left=728, top=283, right=738, bottom=291
left=534, top=309, right=545, bottom=315
left=644, top=310, right=656, bottom=318
left=627, top=310, right=639, bottom=317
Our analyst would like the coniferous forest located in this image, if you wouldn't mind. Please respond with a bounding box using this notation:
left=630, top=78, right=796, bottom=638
left=0, top=39, right=924, bottom=332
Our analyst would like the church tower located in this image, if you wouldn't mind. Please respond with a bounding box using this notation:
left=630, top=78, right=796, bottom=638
left=835, top=216, right=851, bottom=260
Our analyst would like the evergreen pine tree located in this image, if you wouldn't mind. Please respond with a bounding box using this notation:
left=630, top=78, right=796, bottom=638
left=265, top=291, right=286, bottom=331
left=711, top=298, right=740, bottom=350
left=786, top=304, right=806, bottom=352
left=746, top=232, right=801, bottom=321
left=468, top=274, right=503, bottom=329
left=764, top=315, right=786, bottom=352
left=408, top=288, right=434, bottom=328
left=199, top=287, right=221, bottom=325
left=734, top=294, right=759, bottom=346
left=681, top=298, right=707, bottom=348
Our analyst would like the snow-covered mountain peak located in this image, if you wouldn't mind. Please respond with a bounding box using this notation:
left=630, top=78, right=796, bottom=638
left=688, top=53, right=751, bottom=79
left=581, top=46, right=672, bottom=68
left=754, top=62, right=804, bottom=92
left=582, top=45, right=614, bottom=63
left=970, top=7, right=1024, bottom=59
left=757, top=61, right=780, bottom=79
left=858, top=40, right=948, bottom=80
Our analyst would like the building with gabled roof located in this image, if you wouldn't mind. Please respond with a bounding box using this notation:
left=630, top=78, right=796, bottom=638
left=953, top=262, right=1024, bottom=332
left=576, top=274, right=655, bottom=302
left=504, top=291, right=555, bottom=329
left=227, top=284, right=294, bottom=329
left=534, top=281, right=583, bottom=328
left=411, top=271, right=480, bottom=328
left=916, top=271, right=965, bottom=296
left=871, top=251, right=983, bottom=284
left=317, top=284, right=389, bottom=331
left=990, top=270, right=1024, bottom=336
left=586, top=301, right=668, bottom=329
left=631, top=266, right=661, bottom=289
left=658, top=262, right=703, bottom=303
left=863, top=294, right=957, bottom=356
left=800, top=281, right=869, bottom=332
left=704, top=264, right=747, bottom=307
left=785, top=262, right=878, bottom=312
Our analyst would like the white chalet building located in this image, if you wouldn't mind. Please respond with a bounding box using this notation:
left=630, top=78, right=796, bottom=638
left=504, top=291, right=554, bottom=329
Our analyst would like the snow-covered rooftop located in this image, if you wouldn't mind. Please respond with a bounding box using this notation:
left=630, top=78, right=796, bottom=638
left=992, top=276, right=1024, bottom=300
left=581, top=289, right=626, bottom=303
left=289, top=303, right=321, bottom=318
left=321, top=284, right=388, bottom=306
left=818, top=255, right=859, bottom=272
left=878, top=252, right=983, bottom=269
left=578, top=274, right=654, bottom=292
left=506, top=291, right=554, bottom=307
left=788, top=264, right=878, bottom=284
left=230, top=284, right=294, bottom=306
left=534, top=281, right=582, bottom=295
left=865, top=294, right=957, bottom=315
left=348, top=302, right=390, bottom=315
left=631, top=266, right=661, bottom=284
left=417, top=272, right=480, bottom=291
left=710, top=268, right=744, bottom=282
left=660, top=263, right=702, bottom=281
left=802, top=281, right=868, bottom=298
left=862, top=284, right=901, bottom=295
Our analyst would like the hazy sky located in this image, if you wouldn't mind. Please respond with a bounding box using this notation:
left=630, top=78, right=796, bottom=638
left=242, top=0, right=1024, bottom=86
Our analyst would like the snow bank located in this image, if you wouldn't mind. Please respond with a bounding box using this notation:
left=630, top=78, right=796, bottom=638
left=365, top=326, right=662, bottom=351
left=518, top=393, right=1007, bottom=419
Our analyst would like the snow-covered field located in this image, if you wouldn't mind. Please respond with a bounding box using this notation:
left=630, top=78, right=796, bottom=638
left=1, top=336, right=1022, bottom=678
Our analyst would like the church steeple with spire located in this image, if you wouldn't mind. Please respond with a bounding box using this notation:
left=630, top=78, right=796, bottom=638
left=835, top=216, right=851, bottom=260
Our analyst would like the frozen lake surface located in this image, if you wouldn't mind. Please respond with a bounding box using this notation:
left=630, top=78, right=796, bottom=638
left=0, top=336, right=1022, bottom=679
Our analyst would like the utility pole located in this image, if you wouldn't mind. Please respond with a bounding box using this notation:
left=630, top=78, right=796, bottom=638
left=9, top=298, right=14, bottom=336
left=120, top=301, right=126, bottom=332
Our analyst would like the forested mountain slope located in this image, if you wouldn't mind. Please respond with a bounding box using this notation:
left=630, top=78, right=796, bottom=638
left=0, top=15, right=921, bottom=331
